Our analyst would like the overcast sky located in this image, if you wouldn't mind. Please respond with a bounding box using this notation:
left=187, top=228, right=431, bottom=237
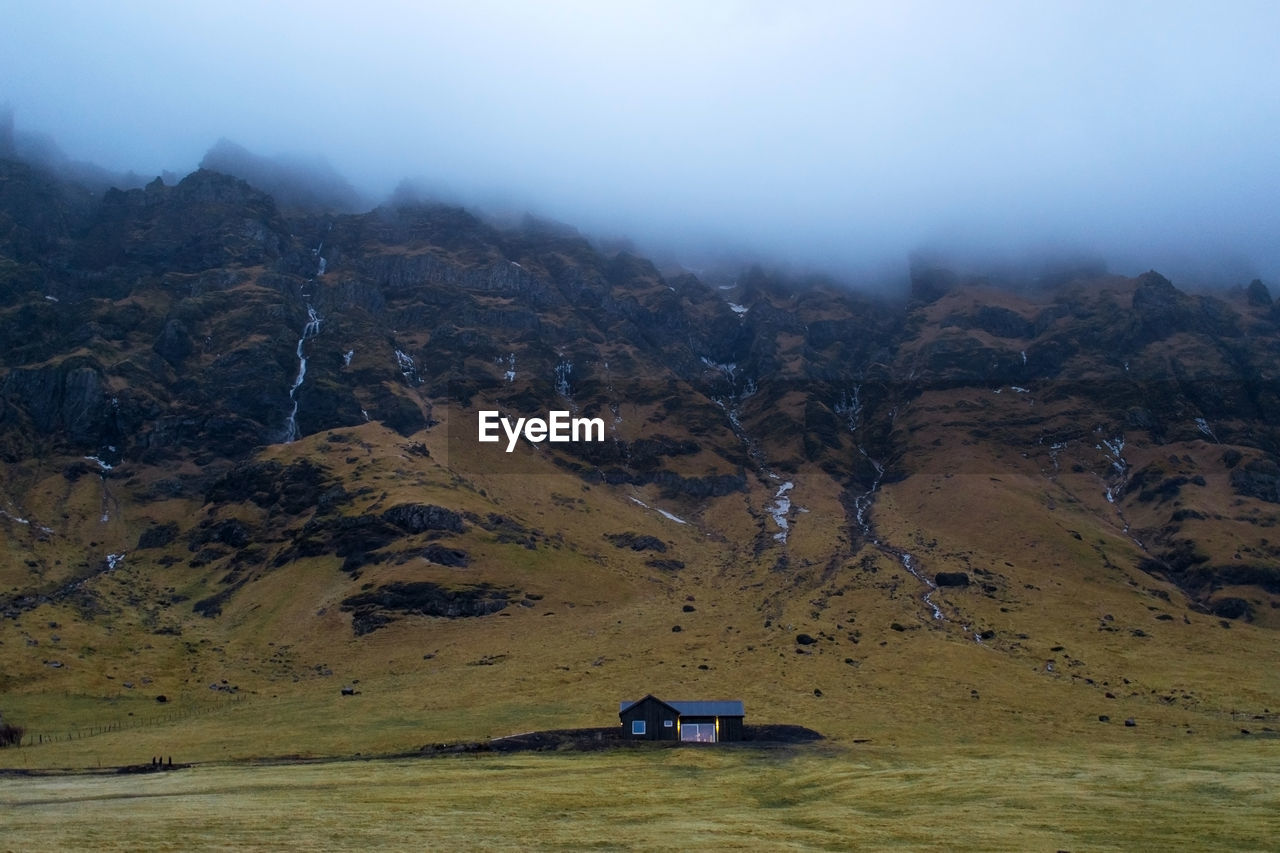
left=2, top=1, right=1278, bottom=284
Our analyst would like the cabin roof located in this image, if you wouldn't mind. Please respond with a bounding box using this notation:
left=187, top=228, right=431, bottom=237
left=619, top=696, right=744, bottom=717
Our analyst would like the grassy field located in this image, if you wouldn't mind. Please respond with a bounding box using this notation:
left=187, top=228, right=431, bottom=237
left=2, top=739, right=1276, bottom=851
left=3, top=393, right=1279, bottom=849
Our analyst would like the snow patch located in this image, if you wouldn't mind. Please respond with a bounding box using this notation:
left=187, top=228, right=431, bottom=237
left=728, top=302, right=748, bottom=316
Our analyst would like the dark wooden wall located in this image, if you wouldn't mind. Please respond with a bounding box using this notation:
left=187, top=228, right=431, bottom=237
left=719, top=715, right=744, bottom=742
left=619, top=697, right=678, bottom=740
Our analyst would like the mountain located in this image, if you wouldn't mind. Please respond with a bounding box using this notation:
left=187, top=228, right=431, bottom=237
left=198, top=139, right=365, bottom=213
left=1, top=152, right=1277, bottom=763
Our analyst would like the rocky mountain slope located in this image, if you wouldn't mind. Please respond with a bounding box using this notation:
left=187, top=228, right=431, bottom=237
left=1, top=152, right=1277, bottom=757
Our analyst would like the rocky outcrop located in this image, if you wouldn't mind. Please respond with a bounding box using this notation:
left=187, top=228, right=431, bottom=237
left=421, top=544, right=469, bottom=567
left=381, top=503, right=464, bottom=534
left=78, top=169, right=290, bottom=272
left=199, top=138, right=363, bottom=213
left=0, top=158, right=93, bottom=262
left=188, top=519, right=252, bottom=551
left=0, top=358, right=115, bottom=446
left=340, top=581, right=517, bottom=635
left=1130, top=271, right=1240, bottom=344
left=356, top=252, right=560, bottom=309
left=205, top=459, right=332, bottom=514
left=606, top=532, right=666, bottom=552
left=1231, top=457, right=1280, bottom=503
left=152, top=318, right=193, bottom=367
left=136, top=522, right=179, bottom=549
left=942, top=305, right=1034, bottom=339
left=285, top=514, right=403, bottom=564
left=1246, top=278, right=1272, bottom=307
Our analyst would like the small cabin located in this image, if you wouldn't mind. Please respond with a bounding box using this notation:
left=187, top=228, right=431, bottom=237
left=618, top=695, right=745, bottom=743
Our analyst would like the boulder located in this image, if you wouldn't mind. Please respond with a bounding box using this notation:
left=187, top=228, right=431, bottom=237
left=153, top=318, right=193, bottom=367
left=422, top=544, right=469, bottom=567
left=381, top=503, right=464, bottom=534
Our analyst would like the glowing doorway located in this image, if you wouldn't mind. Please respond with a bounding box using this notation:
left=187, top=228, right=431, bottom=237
left=680, top=722, right=716, bottom=743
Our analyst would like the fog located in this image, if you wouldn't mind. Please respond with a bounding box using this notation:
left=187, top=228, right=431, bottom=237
left=2, top=1, right=1278, bottom=286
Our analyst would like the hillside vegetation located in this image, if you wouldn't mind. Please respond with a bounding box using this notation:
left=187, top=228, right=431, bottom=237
left=0, top=152, right=1277, bottom=773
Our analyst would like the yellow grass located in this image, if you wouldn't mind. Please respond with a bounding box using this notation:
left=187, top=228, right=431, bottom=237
left=3, top=386, right=1279, bottom=849
left=2, top=740, right=1276, bottom=851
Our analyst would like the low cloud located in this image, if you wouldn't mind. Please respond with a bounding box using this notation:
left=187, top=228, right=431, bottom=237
left=1, top=2, right=1276, bottom=287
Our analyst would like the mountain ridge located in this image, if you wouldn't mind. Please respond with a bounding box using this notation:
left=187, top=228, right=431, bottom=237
left=1, top=151, right=1277, bottom=764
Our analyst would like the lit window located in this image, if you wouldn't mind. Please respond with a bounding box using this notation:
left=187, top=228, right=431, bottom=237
left=664, top=719, right=673, bottom=727
left=632, top=720, right=646, bottom=735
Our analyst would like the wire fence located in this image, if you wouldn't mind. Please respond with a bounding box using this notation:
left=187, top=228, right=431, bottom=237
left=1223, top=710, right=1279, bottom=724
left=16, top=694, right=247, bottom=747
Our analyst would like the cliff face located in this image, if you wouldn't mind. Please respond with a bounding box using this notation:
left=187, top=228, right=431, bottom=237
left=0, top=153, right=1278, bottom=729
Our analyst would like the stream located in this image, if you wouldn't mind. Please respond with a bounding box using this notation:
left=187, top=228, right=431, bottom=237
left=841, top=386, right=957, bottom=628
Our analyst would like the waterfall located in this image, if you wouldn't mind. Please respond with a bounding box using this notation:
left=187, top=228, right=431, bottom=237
left=283, top=306, right=322, bottom=443
left=554, top=358, right=574, bottom=405
left=769, top=481, right=794, bottom=542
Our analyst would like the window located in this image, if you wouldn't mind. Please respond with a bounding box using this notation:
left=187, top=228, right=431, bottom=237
left=664, top=719, right=673, bottom=727
left=631, top=720, right=646, bottom=735
left=680, top=722, right=716, bottom=743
